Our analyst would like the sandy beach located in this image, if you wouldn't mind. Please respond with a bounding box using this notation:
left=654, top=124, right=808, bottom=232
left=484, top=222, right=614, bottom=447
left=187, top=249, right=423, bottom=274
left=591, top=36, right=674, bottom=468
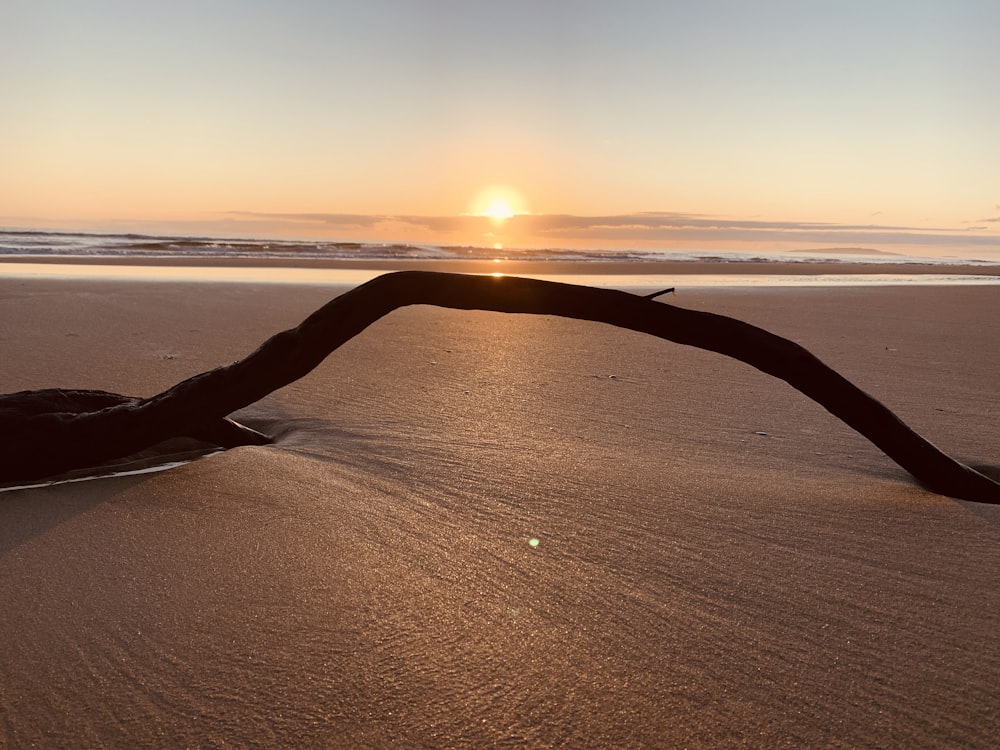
left=1, top=265, right=998, bottom=747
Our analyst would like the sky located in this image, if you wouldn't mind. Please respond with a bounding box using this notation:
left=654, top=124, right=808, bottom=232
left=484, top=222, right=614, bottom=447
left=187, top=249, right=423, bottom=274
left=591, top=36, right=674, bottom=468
left=2, top=0, right=999, bottom=257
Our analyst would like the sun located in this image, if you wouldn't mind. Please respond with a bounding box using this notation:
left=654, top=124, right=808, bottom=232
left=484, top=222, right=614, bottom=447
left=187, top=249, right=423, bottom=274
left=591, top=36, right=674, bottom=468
left=484, top=198, right=514, bottom=220
left=470, top=185, right=526, bottom=222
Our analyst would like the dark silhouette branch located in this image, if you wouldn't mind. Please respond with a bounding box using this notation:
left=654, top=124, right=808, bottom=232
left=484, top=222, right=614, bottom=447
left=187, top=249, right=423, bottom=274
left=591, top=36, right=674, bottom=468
left=643, top=287, right=676, bottom=300
left=1, top=271, right=997, bottom=503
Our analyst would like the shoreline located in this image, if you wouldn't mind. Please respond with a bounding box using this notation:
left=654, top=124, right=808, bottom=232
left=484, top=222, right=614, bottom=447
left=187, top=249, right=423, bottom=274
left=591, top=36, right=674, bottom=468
left=2, top=253, right=1000, bottom=277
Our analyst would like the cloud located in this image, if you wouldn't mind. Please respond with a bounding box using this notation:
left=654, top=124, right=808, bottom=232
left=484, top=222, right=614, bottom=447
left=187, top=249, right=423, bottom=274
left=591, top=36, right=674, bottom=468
left=224, top=210, right=1000, bottom=250
left=231, top=210, right=929, bottom=234
left=226, top=211, right=519, bottom=235
left=227, top=211, right=386, bottom=229
left=504, top=213, right=1000, bottom=247
left=514, top=212, right=958, bottom=235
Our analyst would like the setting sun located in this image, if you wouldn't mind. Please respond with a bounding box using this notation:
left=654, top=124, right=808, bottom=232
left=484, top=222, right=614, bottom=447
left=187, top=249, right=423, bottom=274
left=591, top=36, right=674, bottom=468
left=470, top=185, right=527, bottom=222
left=484, top=198, right=514, bottom=220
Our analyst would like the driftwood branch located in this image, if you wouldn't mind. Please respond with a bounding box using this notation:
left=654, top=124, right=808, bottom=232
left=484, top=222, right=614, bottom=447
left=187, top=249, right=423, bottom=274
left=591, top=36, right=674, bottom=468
left=1, top=271, right=997, bottom=503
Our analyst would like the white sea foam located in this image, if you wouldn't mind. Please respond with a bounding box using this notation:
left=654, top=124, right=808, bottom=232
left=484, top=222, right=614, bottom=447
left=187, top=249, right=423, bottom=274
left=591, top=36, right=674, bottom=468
left=3, top=229, right=999, bottom=266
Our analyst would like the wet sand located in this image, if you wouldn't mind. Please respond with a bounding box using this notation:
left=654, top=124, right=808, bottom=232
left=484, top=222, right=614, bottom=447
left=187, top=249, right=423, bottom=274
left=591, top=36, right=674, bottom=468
left=4, top=254, right=1000, bottom=277
left=1, top=271, right=998, bottom=747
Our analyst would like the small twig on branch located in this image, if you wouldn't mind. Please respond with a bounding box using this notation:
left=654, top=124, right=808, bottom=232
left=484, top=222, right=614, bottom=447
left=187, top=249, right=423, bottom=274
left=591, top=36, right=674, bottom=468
left=643, top=287, right=676, bottom=300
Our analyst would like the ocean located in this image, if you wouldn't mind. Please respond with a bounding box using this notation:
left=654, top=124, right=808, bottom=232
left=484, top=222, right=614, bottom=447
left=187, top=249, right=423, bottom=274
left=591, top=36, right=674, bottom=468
left=2, top=229, right=1000, bottom=288
left=4, top=228, right=1000, bottom=265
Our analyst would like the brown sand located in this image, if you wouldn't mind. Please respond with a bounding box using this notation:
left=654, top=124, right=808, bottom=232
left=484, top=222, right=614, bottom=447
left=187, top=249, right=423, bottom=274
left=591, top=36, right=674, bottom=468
left=0, top=272, right=998, bottom=747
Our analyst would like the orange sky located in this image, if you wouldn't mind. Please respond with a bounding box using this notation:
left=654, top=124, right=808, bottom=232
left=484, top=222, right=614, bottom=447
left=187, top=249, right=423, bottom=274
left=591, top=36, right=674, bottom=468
left=2, top=1, right=998, bottom=258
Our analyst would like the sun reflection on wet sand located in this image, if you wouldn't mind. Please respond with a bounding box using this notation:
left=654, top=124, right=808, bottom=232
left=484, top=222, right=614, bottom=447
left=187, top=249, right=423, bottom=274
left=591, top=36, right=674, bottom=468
left=1, top=262, right=998, bottom=290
